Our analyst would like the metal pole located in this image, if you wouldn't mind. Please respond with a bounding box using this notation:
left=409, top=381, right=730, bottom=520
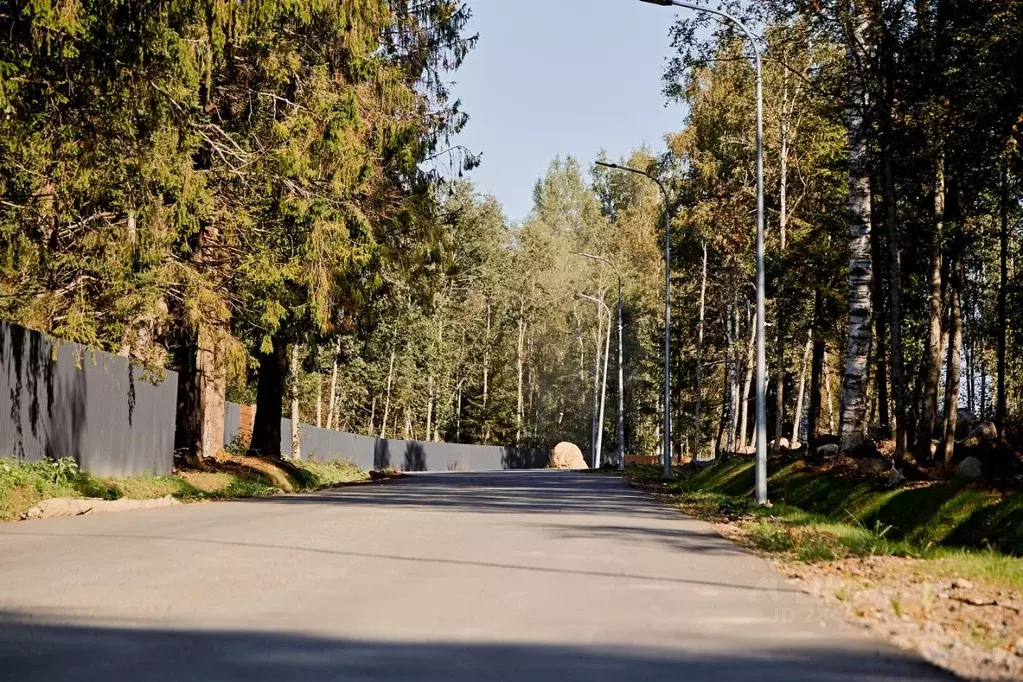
left=576, top=253, right=628, bottom=471
left=597, top=307, right=612, bottom=468
left=577, top=291, right=614, bottom=469
left=638, top=0, right=767, bottom=503
left=663, top=188, right=671, bottom=476
left=617, top=275, right=626, bottom=470
left=753, top=51, right=767, bottom=506
left=595, top=161, right=672, bottom=477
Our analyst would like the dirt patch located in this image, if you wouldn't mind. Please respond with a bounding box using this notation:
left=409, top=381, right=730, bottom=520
left=710, top=517, right=1023, bottom=680
left=22, top=496, right=181, bottom=520
left=772, top=554, right=1023, bottom=681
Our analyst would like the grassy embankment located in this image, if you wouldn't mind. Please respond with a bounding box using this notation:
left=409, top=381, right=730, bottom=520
left=0, top=456, right=370, bottom=522
left=624, top=459, right=1023, bottom=589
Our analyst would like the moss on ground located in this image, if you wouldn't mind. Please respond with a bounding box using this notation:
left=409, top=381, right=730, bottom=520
left=0, top=456, right=371, bottom=521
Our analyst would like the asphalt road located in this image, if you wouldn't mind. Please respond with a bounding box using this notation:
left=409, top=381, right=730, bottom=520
left=0, top=470, right=948, bottom=681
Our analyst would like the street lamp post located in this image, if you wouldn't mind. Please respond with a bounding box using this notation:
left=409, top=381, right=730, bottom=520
left=637, top=0, right=768, bottom=505
left=578, top=253, right=626, bottom=470
left=577, top=292, right=613, bottom=468
left=595, top=161, right=672, bottom=478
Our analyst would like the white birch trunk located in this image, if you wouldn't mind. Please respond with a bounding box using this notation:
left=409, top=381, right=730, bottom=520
left=839, top=2, right=874, bottom=452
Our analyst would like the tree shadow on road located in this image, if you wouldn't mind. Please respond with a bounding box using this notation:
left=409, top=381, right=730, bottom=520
left=535, top=522, right=748, bottom=556
left=0, top=611, right=950, bottom=682
left=246, top=471, right=685, bottom=520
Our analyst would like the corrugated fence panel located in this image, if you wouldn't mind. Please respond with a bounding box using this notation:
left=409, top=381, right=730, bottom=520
left=227, top=402, right=547, bottom=472
left=0, top=322, right=177, bottom=476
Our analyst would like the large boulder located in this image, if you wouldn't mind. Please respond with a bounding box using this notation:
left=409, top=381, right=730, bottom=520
left=955, top=456, right=983, bottom=479
left=549, top=442, right=588, bottom=470
left=857, top=458, right=887, bottom=476
left=817, top=443, right=840, bottom=458
left=968, top=421, right=999, bottom=442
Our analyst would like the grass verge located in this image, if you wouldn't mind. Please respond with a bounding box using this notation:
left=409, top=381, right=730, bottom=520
left=620, top=458, right=1023, bottom=589
left=0, top=456, right=373, bottom=522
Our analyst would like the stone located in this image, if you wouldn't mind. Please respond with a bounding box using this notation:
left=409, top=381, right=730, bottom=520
left=549, top=442, right=588, bottom=470
left=777, top=437, right=790, bottom=450
left=968, top=421, right=999, bottom=441
left=955, top=456, right=983, bottom=480
left=857, top=458, right=887, bottom=476
left=953, top=578, right=975, bottom=590
left=817, top=443, right=840, bottom=457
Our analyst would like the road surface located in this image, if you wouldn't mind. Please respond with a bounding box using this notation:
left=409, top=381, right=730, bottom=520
left=0, top=470, right=947, bottom=680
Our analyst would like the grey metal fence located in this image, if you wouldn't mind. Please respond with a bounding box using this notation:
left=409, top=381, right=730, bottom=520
left=225, top=402, right=548, bottom=472
left=0, top=322, right=178, bottom=476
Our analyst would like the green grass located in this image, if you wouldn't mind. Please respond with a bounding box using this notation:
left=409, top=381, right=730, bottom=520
left=622, top=459, right=1023, bottom=588
left=0, top=457, right=370, bottom=521
left=660, top=458, right=1023, bottom=556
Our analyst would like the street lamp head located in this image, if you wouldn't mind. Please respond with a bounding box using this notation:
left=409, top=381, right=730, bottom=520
left=638, top=0, right=675, bottom=6
left=595, top=161, right=619, bottom=170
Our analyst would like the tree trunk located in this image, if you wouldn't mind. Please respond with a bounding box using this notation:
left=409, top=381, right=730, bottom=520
left=981, top=343, right=988, bottom=418
left=941, top=261, right=963, bottom=465
left=290, top=343, right=301, bottom=460
left=249, top=334, right=287, bottom=458
left=809, top=337, right=825, bottom=442
left=516, top=302, right=526, bottom=446
left=316, top=372, right=322, bottom=429
left=965, top=322, right=975, bottom=415
left=173, top=329, right=226, bottom=463
left=381, top=331, right=397, bottom=440
left=825, top=350, right=835, bottom=435
left=916, top=156, right=946, bottom=460
left=596, top=307, right=612, bottom=467
left=695, top=242, right=708, bottom=456
left=325, top=339, right=340, bottom=430
left=997, top=161, right=1009, bottom=433
left=870, top=206, right=891, bottom=436
left=173, top=328, right=202, bottom=465
left=426, top=378, right=434, bottom=443
left=196, top=324, right=227, bottom=460
left=367, top=397, right=376, bottom=437
left=880, top=0, right=908, bottom=457
left=456, top=380, right=463, bottom=442
left=839, top=1, right=874, bottom=454
left=483, top=296, right=491, bottom=441
left=726, top=305, right=738, bottom=454
left=774, top=71, right=790, bottom=454
left=792, top=331, right=813, bottom=446
left=738, top=310, right=757, bottom=453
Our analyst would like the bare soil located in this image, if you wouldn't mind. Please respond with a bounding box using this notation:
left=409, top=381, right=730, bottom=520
left=715, top=521, right=1023, bottom=680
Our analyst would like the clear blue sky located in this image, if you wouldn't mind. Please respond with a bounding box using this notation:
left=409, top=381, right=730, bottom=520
left=449, top=0, right=687, bottom=222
